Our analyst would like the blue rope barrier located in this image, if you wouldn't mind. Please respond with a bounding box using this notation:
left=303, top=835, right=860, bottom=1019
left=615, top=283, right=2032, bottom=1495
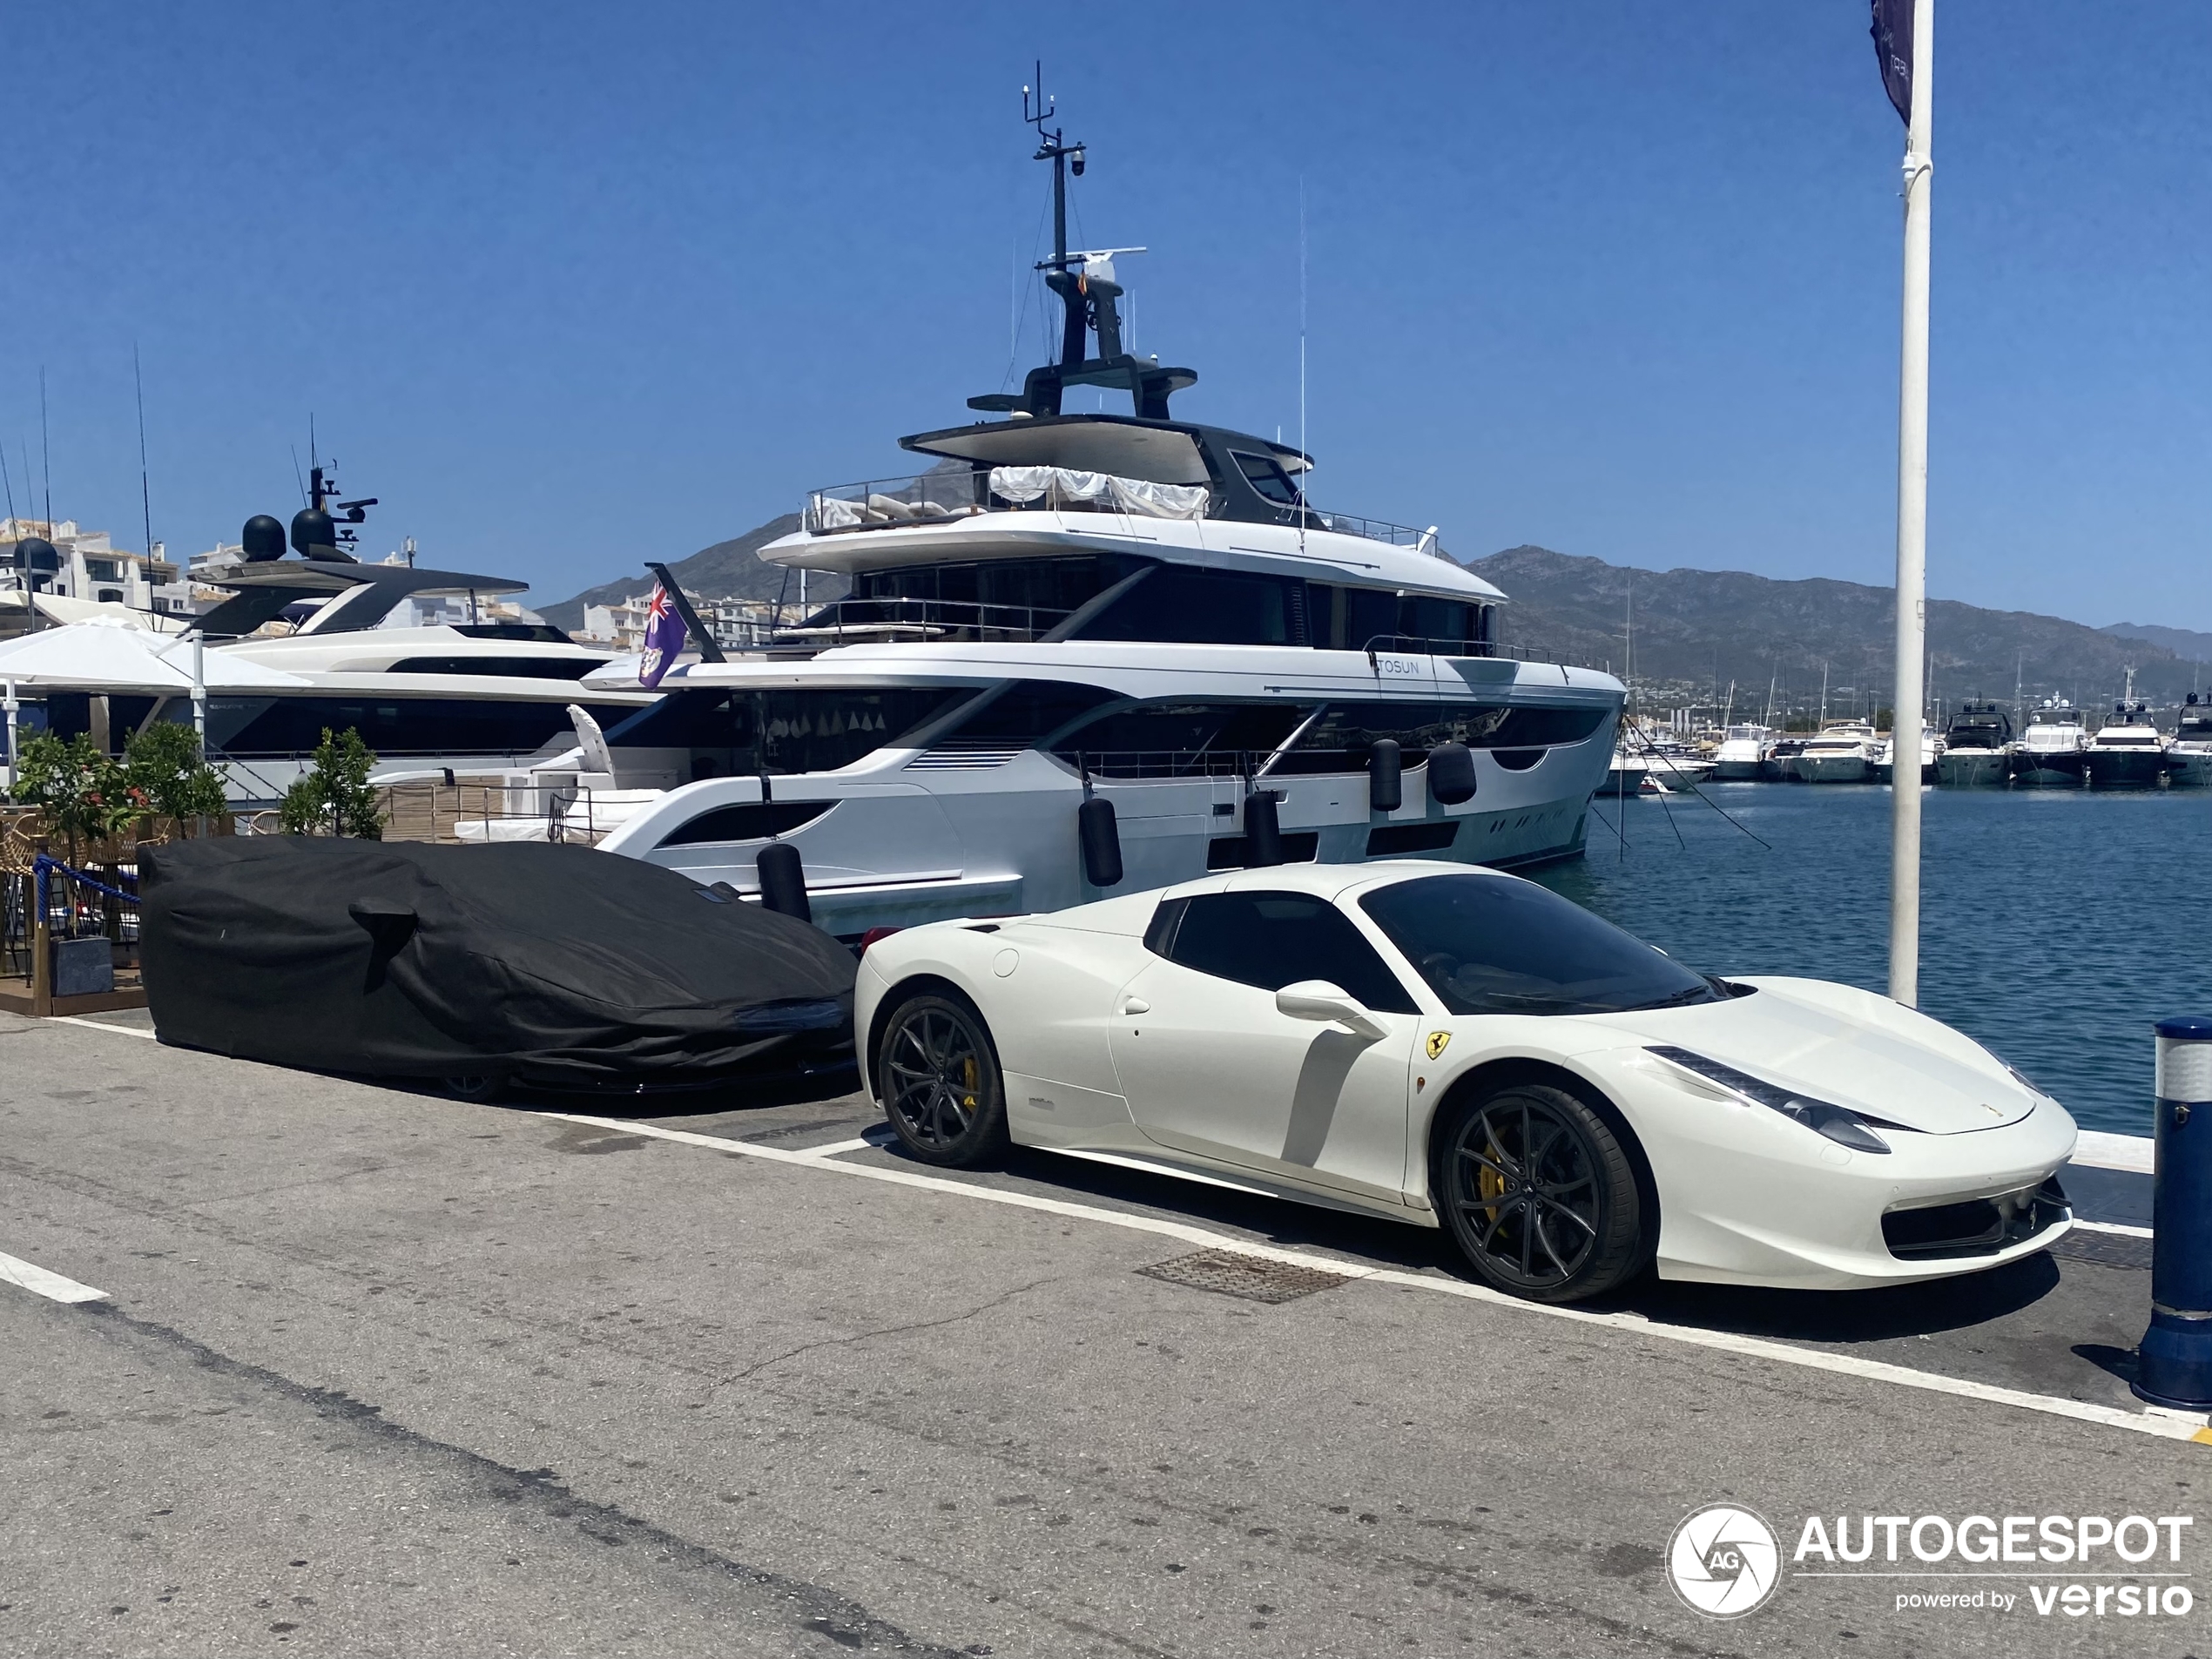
left=32, top=853, right=140, bottom=915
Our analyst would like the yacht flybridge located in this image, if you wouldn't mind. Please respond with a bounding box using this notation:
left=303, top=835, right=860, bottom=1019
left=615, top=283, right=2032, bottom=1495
left=169, top=479, right=652, bottom=802
left=550, top=91, right=1623, bottom=933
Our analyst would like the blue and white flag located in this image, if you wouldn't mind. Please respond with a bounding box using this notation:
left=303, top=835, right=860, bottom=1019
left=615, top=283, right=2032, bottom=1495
left=638, top=582, right=686, bottom=689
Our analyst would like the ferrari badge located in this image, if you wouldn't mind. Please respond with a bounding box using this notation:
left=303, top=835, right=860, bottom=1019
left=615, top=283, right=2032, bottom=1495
left=1426, top=1031, right=1451, bottom=1060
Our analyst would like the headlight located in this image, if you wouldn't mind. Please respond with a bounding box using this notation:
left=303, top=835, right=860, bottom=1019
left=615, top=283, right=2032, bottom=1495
left=1647, top=1045, right=1899, bottom=1155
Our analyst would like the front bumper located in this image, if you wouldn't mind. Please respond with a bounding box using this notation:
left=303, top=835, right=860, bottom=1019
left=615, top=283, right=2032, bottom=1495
left=1588, top=1052, right=2079, bottom=1290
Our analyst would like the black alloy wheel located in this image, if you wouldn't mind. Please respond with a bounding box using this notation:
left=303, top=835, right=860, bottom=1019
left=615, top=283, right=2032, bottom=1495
left=1436, top=1082, right=1642, bottom=1303
left=875, top=992, right=1009, bottom=1168
left=444, top=1072, right=509, bottom=1103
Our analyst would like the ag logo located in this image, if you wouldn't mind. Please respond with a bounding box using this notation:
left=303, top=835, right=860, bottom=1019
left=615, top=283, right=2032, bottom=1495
left=1667, top=1504, right=1780, bottom=1618
left=1425, top=1031, right=1452, bottom=1060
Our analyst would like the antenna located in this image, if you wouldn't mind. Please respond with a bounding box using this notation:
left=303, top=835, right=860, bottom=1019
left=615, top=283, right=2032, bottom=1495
left=134, top=344, right=154, bottom=565
left=1298, top=175, right=1307, bottom=554
left=38, top=367, right=51, bottom=536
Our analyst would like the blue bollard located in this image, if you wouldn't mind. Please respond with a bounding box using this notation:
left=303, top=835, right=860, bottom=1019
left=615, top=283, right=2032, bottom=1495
left=2135, top=1015, right=2212, bottom=1409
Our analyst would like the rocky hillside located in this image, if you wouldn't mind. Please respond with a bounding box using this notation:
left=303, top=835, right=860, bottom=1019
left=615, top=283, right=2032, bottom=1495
left=1468, top=545, right=2204, bottom=712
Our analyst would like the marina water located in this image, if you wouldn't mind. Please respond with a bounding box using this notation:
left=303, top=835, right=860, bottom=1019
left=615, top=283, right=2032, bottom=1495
left=1529, top=782, right=2209, bottom=1136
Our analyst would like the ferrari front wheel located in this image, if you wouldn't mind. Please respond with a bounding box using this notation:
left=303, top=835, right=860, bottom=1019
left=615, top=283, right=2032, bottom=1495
left=1435, top=1082, right=1643, bottom=1304
left=876, top=992, right=1008, bottom=1168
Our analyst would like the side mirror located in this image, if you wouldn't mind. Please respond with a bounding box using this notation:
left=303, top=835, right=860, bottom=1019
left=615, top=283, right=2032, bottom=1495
left=1275, top=979, right=1386, bottom=1040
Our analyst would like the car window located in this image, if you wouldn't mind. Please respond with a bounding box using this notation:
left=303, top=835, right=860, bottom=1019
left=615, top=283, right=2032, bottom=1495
left=1163, top=891, right=1419, bottom=1014
left=1359, top=873, right=1719, bottom=1015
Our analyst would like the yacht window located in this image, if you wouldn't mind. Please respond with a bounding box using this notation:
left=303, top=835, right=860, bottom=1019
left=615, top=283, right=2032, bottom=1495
left=601, top=686, right=968, bottom=775
left=1052, top=700, right=1313, bottom=778
left=1271, top=700, right=1608, bottom=774
left=1231, top=451, right=1302, bottom=507
left=176, top=697, right=640, bottom=759
left=827, top=556, right=1129, bottom=639
left=1164, top=891, right=1418, bottom=1014
left=1077, top=565, right=1307, bottom=647
left=1312, top=585, right=1489, bottom=652
left=949, top=680, right=1124, bottom=745
left=656, top=800, right=833, bottom=847
left=386, top=657, right=599, bottom=680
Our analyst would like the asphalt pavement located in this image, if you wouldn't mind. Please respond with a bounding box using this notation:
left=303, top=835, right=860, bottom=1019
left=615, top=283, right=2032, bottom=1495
left=2, top=1008, right=2203, bottom=1658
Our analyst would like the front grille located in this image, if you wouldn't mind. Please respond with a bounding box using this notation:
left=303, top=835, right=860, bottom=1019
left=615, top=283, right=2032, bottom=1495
left=1882, top=1177, right=2069, bottom=1261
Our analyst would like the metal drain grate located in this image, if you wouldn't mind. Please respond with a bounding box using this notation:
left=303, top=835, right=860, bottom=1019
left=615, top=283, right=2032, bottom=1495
left=2049, top=1230, right=2153, bottom=1271
left=1136, top=1248, right=1351, bottom=1305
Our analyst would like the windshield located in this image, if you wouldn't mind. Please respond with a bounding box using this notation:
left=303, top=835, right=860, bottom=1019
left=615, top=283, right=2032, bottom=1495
left=1359, top=873, right=1720, bottom=1015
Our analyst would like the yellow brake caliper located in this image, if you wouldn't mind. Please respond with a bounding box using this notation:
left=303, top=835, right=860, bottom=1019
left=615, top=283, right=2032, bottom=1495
left=961, top=1056, right=979, bottom=1116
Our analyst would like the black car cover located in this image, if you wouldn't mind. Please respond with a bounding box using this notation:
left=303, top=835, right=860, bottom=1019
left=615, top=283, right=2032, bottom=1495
left=138, top=837, right=856, bottom=1089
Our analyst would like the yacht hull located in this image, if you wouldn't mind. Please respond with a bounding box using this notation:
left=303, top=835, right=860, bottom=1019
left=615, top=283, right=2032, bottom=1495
left=1935, top=749, right=2008, bottom=787
left=2085, top=748, right=2167, bottom=789
left=2011, top=751, right=2085, bottom=788
left=2168, top=746, right=2212, bottom=787
left=597, top=738, right=1612, bottom=938
left=1796, top=754, right=1870, bottom=784
left=1710, top=759, right=1766, bottom=781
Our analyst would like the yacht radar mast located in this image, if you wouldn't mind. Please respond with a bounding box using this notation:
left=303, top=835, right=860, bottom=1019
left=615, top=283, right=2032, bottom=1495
left=969, top=65, right=1197, bottom=422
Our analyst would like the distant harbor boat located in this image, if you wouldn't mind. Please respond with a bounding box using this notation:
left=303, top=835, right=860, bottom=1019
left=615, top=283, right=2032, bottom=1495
left=2083, top=696, right=2167, bottom=789
left=1934, top=699, right=2013, bottom=787
left=1711, top=723, right=1777, bottom=781
left=1793, top=720, right=1878, bottom=784
left=1872, top=720, right=1943, bottom=786
left=2011, top=699, right=2087, bottom=788
left=2168, top=695, right=2212, bottom=787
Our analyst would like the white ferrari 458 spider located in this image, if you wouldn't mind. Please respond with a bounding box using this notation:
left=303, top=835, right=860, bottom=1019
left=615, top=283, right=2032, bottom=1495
left=854, top=861, right=2076, bottom=1302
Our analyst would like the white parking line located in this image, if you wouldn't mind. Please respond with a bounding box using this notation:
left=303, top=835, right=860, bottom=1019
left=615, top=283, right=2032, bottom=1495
left=2075, top=1219, right=2155, bottom=1240
left=45, top=1015, right=158, bottom=1040
left=536, top=1109, right=2212, bottom=1449
left=0, top=1249, right=107, bottom=1305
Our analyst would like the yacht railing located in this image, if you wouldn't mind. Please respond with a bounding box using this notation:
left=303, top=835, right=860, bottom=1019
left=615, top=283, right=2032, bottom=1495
left=773, top=595, right=1077, bottom=646
left=806, top=469, right=1448, bottom=556
left=1359, top=634, right=1561, bottom=665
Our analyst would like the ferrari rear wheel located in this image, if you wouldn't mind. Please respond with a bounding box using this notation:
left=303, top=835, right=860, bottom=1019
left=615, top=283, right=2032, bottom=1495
left=1436, top=1082, right=1642, bottom=1304
left=876, top=992, right=1008, bottom=1168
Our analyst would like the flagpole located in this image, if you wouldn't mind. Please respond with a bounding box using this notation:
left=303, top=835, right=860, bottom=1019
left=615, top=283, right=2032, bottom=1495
left=1888, top=0, right=1933, bottom=1007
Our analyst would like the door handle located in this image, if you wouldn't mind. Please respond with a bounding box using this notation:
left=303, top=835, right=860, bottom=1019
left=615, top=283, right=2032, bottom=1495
left=1120, top=997, right=1150, bottom=1015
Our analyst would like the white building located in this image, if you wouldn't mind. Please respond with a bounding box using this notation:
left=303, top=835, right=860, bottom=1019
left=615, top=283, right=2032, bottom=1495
left=1, top=517, right=187, bottom=627
left=578, top=592, right=781, bottom=653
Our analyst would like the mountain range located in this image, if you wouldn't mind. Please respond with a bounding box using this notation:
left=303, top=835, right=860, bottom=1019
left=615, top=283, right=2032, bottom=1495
left=543, top=520, right=2206, bottom=713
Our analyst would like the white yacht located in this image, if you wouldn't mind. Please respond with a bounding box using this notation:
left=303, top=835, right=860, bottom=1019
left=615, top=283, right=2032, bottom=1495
left=2083, top=693, right=2167, bottom=789
left=1872, top=720, right=1944, bottom=786
left=144, top=491, right=654, bottom=804
left=1710, top=723, right=1777, bottom=782
left=1791, top=720, right=1878, bottom=783
left=1933, top=699, right=2013, bottom=787
left=538, top=104, right=1624, bottom=936
left=2168, top=695, right=2212, bottom=787
left=2010, top=698, right=2087, bottom=787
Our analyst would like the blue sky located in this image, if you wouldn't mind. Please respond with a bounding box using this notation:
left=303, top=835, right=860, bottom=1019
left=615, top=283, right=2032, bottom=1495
left=3, top=3, right=2207, bottom=624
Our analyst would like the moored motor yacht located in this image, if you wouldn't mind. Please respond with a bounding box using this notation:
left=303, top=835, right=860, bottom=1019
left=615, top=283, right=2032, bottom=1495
left=2083, top=696, right=2167, bottom=789
left=1872, top=720, right=1944, bottom=786
left=155, top=489, right=653, bottom=805
left=1710, top=723, right=1776, bottom=781
left=2168, top=694, right=2212, bottom=787
left=2010, top=698, right=2087, bottom=788
left=1933, top=699, right=2013, bottom=787
left=1792, top=720, right=1878, bottom=783
left=534, top=97, right=1625, bottom=935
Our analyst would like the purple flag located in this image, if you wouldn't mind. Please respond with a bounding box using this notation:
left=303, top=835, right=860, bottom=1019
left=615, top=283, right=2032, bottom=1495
left=1871, top=0, right=1914, bottom=125
left=638, top=581, right=686, bottom=688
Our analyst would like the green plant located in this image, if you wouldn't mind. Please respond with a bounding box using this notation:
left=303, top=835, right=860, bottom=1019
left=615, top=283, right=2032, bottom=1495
left=10, top=732, right=146, bottom=863
left=124, top=720, right=227, bottom=830
left=279, top=727, right=385, bottom=840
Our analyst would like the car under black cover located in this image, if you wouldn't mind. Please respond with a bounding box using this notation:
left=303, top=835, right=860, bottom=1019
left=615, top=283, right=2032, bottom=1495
left=138, top=838, right=855, bottom=1094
